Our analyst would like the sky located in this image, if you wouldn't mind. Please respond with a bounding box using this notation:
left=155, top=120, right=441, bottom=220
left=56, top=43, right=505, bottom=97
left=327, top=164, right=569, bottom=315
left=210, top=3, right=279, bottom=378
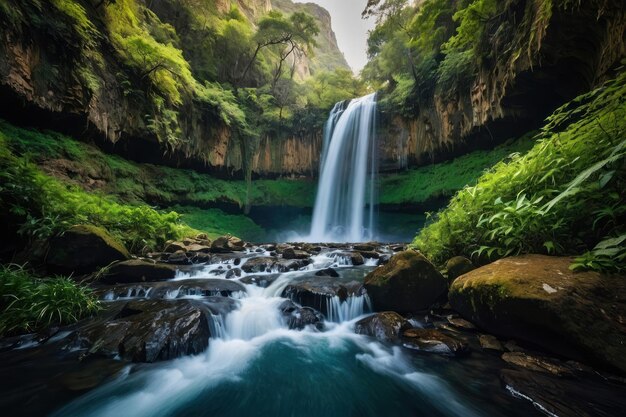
left=294, top=0, right=376, bottom=73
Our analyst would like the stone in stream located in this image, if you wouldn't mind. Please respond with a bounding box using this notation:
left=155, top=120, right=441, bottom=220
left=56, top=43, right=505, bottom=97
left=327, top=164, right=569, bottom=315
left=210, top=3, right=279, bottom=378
left=353, top=243, right=377, bottom=252
left=282, top=247, right=310, bottom=260
left=274, top=258, right=311, bottom=272
left=377, top=254, right=391, bottom=266
left=225, top=268, right=242, bottom=279
left=279, top=300, right=324, bottom=330
left=46, top=224, right=130, bottom=274
left=478, top=334, right=504, bottom=352
left=401, top=328, right=469, bottom=356
left=241, top=256, right=277, bottom=273
left=354, top=312, right=411, bottom=342
left=348, top=252, right=365, bottom=266
left=239, top=274, right=282, bottom=288
left=364, top=251, right=447, bottom=313
left=66, top=299, right=217, bottom=362
left=359, top=251, right=380, bottom=259
left=282, top=277, right=365, bottom=314
left=449, top=254, right=626, bottom=373
left=210, top=235, right=245, bottom=253
left=315, top=267, right=339, bottom=278
left=101, top=259, right=177, bottom=284
left=165, top=250, right=191, bottom=265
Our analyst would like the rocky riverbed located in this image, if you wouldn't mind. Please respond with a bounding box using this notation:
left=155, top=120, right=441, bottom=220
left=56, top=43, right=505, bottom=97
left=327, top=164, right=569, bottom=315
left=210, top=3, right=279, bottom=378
left=1, top=232, right=625, bottom=417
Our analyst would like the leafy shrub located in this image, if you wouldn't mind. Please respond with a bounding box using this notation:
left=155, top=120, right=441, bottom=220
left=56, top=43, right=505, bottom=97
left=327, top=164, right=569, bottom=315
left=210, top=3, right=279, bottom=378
left=0, top=129, right=194, bottom=253
left=413, top=72, right=626, bottom=271
left=0, top=264, right=100, bottom=336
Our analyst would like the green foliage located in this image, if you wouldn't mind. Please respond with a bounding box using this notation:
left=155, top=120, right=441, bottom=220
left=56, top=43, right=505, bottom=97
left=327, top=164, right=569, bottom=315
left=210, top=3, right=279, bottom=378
left=380, top=133, right=537, bottom=205
left=172, top=206, right=266, bottom=242
left=0, top=264, right=100, bottom=336
left=0, top=123, right=194, bottom=252
left=412, top=73, right=626, bottom=272
left=571, top=234, right=626, bottom=273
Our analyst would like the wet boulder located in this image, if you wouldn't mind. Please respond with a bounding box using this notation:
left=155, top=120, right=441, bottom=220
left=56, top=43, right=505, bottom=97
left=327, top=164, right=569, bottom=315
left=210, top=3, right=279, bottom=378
left=210, top=236, right=245, bottom=253
left=282, top=278, right=365, bottom=317
left=274, top=258, right=310, bottom=272
left=348, top=252, right=365, bottom=266
left=364, top=251, right=447, bottom=313
left=241, top=257, right=277, bottom=273
left=354, top=312, right=411, bottom=342
left=315, top=267, right=339, bottom=278
left=239, top=274, right=282, bottom=288
left=279, top=300, right=324, bottom=330
left=282, top=248, right=310, bottom=260
left=401, top=329, right=469, bottom=355
left=354, top=243, right=377, bottom=252
left=449, top=254, right=626, bottom=373
left=445, top=256, right=475, bottom=283
left=165, top=250, right=191, bottom=265
left=101, top=259, right=177, bottom=284
left=68, top=300, right=212, bottom=362
left=46, top=225, right=130, bottom=274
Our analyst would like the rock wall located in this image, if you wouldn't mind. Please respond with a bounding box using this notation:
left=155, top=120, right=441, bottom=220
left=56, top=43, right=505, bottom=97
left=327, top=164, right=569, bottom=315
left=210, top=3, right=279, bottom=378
left=0, top=1, right=623, bottom=177
left=377, top=0, right=626, bottom=171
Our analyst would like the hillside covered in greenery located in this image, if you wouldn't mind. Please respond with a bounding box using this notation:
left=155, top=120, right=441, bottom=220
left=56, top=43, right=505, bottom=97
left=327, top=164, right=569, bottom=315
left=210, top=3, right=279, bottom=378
left=0, top=2, right=625, bottom=415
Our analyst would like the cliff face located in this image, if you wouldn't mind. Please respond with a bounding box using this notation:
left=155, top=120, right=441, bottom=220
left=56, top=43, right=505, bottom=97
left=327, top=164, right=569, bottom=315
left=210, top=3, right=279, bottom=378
left=0, top=0, right=343, bottom=178
left=271, top=0, right=350, bottom=77
left=376, top=0, right=626, bottom=170
left=0, top=1, right=623, bottom=178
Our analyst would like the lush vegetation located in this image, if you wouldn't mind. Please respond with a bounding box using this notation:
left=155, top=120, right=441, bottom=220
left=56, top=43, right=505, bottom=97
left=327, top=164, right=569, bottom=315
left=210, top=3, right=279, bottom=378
left=172, top=206, right=266, bottom=242
left=0, top=264, right=99, bottom=336
left=0, top=120, right=316, bottom=210
left=0, top=0, right=362, bottom=161
left=0, top=124, right=195, bottom=253
left=362, top=0, right=588, bottom=115
left=413, top=72, right=626, bottom=272
left=379, top=133, right=537, bottom=206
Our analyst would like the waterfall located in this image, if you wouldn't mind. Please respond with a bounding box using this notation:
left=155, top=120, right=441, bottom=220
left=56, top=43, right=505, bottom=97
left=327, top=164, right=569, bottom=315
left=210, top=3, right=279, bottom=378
left=309, top=93, right=378, bottom=242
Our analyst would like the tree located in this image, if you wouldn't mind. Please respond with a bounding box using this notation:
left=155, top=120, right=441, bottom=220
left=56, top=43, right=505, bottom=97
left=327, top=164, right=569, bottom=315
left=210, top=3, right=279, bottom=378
left=239, top=11, right=319, bottom=87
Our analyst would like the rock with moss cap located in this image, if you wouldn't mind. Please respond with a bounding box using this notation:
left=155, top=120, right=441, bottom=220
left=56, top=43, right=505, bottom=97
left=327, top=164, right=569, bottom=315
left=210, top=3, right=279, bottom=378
left=445, top=256, right=475, bottom=283
left=449, top=254, right=626, bottom=373
left=364, top=251, right=447, bottom=313
left=46, top=225, right=130, bottom=274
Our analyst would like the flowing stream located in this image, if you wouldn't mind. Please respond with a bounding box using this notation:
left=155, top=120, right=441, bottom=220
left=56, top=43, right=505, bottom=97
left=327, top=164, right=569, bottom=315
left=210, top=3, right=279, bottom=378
left=47, top=249, right=538, bottom=417
left=309, top=94, right=378, bottom=242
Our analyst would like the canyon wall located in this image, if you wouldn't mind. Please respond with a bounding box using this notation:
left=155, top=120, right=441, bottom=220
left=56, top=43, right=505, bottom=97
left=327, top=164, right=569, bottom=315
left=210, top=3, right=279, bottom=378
left=0, top=1, right=623, bottom=177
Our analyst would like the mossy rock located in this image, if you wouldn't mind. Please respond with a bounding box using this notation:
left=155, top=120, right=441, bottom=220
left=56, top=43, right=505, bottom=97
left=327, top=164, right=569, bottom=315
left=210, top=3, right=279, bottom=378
left=354, top=312, right=411, bottom=342
left=47, top=225, right=130, bottom=274
left=445, top=256, right=475, bottom=283
left=102, top=259, right=178, bottom=284
left=364, top=251, right=447, bottom=313
left=449, top=254, right=626, bottom=373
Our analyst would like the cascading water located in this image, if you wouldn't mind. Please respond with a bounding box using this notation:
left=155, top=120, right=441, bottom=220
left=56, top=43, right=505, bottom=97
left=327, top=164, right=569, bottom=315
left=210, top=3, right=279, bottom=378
left=309, top=93, right=378, bottom=242
left=43, top=246, right=539, bottom=417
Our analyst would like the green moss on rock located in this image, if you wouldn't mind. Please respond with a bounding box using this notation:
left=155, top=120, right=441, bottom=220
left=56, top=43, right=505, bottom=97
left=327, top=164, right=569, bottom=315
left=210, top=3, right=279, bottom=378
left=449, top=254, right=626, bottom=373
left=47, top=224, right=130, bottom=274
left=364, top=251, right=447, bottom=313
